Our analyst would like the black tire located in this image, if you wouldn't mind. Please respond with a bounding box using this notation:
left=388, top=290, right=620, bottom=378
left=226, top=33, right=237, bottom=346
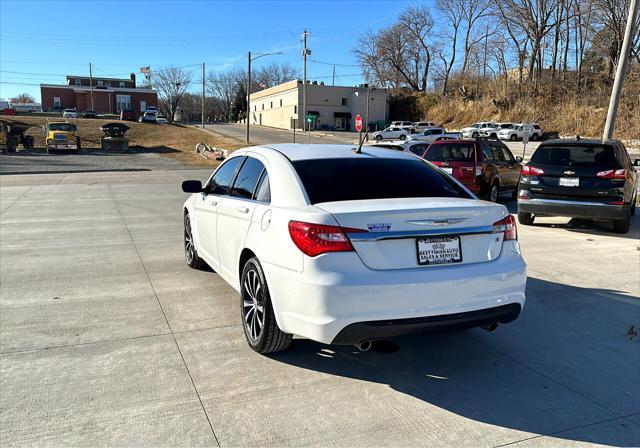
left=530, top=133, right=538, bottom=141
left=184, top=213, right=206, bottom=269
left=472, top=132, right=479, bottom=138
left=490, top=133, right=497, bottom=138
left=510, top=134, right=517, bottom=141
left=612, top=215, right=630, bottom=234
left=485, top=182, right=499, bottom=202
left=399, top=134, right=407, bottom=140
left=241, top=257, right=292, bottom=354
left=518, top=211, right=534, bottom=225
left=76, top=137, right=81, bottom=150
left=375, top=135, right=382, bottom=142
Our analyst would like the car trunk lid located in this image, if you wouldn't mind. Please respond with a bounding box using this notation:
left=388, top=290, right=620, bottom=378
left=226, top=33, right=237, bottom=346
left=315, top=198, right=508, bottom=270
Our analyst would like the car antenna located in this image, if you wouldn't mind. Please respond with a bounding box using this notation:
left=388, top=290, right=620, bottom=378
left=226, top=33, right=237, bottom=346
left=353, top=130, right=368, bottom=154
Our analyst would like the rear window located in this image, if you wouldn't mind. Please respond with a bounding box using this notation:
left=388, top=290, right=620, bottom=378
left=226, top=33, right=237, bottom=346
left=424, top=143, right=475, bottom=162
left=531, top=145, right=619, bottom=167
left=293, top=158, right=470, bottom=204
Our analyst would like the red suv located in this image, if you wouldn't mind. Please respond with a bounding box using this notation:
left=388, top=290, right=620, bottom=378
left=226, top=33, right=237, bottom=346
left=120, top=109, right=137, bottom=121
left=420, top=138, right=523, bottom=202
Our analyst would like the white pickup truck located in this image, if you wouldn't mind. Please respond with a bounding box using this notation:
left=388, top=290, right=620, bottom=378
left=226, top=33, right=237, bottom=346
left=497, top=123, right=542, bottom=141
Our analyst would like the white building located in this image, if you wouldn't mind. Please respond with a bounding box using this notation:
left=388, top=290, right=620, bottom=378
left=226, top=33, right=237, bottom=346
left=248, top=80, right=387, bottom=131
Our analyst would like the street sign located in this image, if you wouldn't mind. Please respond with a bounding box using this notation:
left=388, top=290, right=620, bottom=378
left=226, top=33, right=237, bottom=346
left=355, top=114, right=363, bottom=132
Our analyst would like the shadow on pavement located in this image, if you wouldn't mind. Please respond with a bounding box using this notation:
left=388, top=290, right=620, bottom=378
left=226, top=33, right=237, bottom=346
left=270, top=277, right=639, bottom=447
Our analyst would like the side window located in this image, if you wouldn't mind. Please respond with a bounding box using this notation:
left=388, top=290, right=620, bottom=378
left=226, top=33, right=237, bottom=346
left=409, top=144, right=427, bottom=156
left=230, top=157, right=266, bottom=200
left=492, top=147, right=506, bottom=161
left=481, top=141, right=493, bottom=161
left=500, top=146, right=515, bottom=162
left=253, top=172, right=271, bottom=203
left=207, top=157, right=244, bottom=196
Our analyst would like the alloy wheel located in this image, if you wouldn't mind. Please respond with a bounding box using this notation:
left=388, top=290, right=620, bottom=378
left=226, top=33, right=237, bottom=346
left=490, top=184, right=499, bottom=202
left=242, top=269, right=265, bottom=342
left=184, top=217, right=194, bottom=264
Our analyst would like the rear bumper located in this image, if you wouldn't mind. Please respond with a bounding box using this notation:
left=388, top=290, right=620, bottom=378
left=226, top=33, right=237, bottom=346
left=332, top=303, right=521, bottom=344
left=262, top=241, right=527, bottom=345
left=518, top=198, right=627, bottom=220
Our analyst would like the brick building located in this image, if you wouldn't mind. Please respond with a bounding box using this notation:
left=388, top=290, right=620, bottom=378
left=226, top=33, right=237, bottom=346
left=40, top=73, right=157, bottom=115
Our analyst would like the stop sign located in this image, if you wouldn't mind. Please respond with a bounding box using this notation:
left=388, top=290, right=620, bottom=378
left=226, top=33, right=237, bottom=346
left=355, top=114, right=363, bottom=132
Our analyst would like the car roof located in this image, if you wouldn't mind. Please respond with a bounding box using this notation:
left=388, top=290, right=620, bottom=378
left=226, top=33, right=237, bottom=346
left=254, top=143, right=419, bottom=162
left=538, top=138, right=619, bottom=146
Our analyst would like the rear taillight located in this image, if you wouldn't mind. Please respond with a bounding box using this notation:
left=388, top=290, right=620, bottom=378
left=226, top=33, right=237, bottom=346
left=493, top=215, right=517, bottom=241
left=288, top=221, right=367, bottom=257
left=521, top=165, right=544, bottom=175
left=597, top=169, right=625, bottom=179
left=607, top=201, right=625, bottom=205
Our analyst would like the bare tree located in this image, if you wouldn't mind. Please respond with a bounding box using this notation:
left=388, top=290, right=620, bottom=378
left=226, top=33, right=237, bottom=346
left=206, top=70, right=240, bottom=122
left=254, top=62, right=300, bottom=88
left=436, top=0, right=465, bottom=93
left=399, top=5, right=435, bottom=91
left=11, top=93, right=35, bottom=104
left=154, top=67, right=193, bottom=123
left=460, top=0, right=492, bottom=75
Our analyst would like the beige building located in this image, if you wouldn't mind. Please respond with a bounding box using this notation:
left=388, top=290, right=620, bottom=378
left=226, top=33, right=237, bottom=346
left=248, top=80, right=387, bottom=131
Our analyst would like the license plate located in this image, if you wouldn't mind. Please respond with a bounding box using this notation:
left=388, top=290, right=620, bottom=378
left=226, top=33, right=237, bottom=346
left=441, top=167, right=453, bottom=174
left=559, top=177, right=579, bottom=187
left=416, top=236, right=462, bottom=265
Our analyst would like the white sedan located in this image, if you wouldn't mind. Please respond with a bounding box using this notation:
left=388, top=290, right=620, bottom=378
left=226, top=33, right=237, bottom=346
left=371, top=127, right=410, bottom=141
left=181, top=144, right=527, bottom=353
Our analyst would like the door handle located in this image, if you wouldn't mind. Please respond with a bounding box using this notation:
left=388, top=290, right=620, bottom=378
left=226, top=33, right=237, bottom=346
left=210, top=200, right=217, bottom=206
left=237, top=206, right=249, bottom=213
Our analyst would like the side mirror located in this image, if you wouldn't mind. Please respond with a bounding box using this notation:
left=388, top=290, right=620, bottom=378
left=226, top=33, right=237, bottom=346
left=515, top=156, right=523, bottom=163
left=182, top=180, right=203, bottom=193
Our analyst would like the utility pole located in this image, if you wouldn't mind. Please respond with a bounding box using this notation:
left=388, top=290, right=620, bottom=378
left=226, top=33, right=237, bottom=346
left=89, top=63, right=94, bottom=111
left=302, top=29, right=309, bottom=131
left=332, top=65, right=335, bottom=86
left=201, top=62, right=205, bottom=128
left=247, top=51, right=251, bottom=143
left=603, top=0, right=638, bottom=139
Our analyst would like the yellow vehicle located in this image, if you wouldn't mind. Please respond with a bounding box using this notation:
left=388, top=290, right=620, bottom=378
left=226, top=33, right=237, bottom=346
left=46, top=121, right=81, bottom=152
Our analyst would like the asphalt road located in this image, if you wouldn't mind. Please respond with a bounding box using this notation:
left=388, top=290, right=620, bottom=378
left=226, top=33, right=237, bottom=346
left=0, top=149, right=194, bottom=175
left=1, top=169, right=638, bottom=447
left=205, top=123, right=364, bottom=146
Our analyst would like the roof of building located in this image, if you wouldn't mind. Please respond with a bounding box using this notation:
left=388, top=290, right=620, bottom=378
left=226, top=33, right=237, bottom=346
left=40, top=84, right=156, bottom=94
left=66, top=75, right=134, bottom=83
left=253, top=143, right=416, bottom=162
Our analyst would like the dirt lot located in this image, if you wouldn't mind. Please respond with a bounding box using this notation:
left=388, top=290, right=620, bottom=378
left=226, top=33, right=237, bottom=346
left=2, top=115, right=244, bottom=168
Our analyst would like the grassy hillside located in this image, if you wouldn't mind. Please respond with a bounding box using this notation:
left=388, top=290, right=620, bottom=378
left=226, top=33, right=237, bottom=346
left=2, top=115, right=244, bottom=166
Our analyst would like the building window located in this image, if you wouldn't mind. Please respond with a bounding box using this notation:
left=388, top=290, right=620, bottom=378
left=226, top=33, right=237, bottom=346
left=53, top=97, right=61, bottom=108
left=294, top=105, right=297, bottom=113
left=279, top=99, right=282, bottom=107
left=270, top=101, right=273, bottom=109
left=261, top=104, right=264, bottom=110
left=97, top=80, right=104, bottom=87
left=119, top=81, right=125, bottom=88
left=341, top=98, right=348, bottom=106
left=324, top=99, right=328, bottom=102
left=75, top=79, right=81, bottom=86
left=254, top=105, right=257, bottom=111
left=116, top=95, right=131, bottom=112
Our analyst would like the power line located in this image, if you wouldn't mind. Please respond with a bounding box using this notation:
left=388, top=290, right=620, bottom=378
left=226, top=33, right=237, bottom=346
left=309, top=59, right=360, bottom=67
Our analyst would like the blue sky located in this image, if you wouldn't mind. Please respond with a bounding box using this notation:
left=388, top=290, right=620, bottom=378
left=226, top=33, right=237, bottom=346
left=0, top=0, right=420, bottom=101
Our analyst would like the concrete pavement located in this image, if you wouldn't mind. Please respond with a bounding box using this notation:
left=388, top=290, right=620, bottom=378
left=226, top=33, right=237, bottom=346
left=1, top=170, right=639, bottom=447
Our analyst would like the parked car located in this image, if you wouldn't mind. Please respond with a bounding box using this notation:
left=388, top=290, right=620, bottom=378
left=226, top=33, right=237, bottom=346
left=390, top=121, right=415, bottom=129
left=408, top=127, right=461, bottom=142
left=369, top=140, right=432, bottom=156
left=460, top=122, right=494, bottom=138
left=497, top=123, right=542, bottom=141
left=145, top=106, right=158, bottom=114
left=181, top=144, right=526, bottom=353
left=82, top=110, right=97, bottom=119
left=62, top=108, right=78, bottom=118
left=156, top=114, right=168, bottom=124
left=422, top=138, right=523, bottom=202
left=518, top=138, right=638, bottom=233
left=120, top=109, right=137, bottom=121
left=139, top=111, right=157, bottom=123
left=413, top=121, right=437, bottom=130
left=479, top=123, right=514, bottom=138
left=371, top=126, right=410, bottom=141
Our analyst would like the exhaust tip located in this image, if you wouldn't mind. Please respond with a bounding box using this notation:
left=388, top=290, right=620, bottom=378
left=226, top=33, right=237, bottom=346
left=356, top=339, right=372, bottom=352
left=481, top=322, right=499, bottom=332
